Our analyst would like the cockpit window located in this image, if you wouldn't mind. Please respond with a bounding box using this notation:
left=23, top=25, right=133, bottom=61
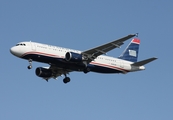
left=16, top=43, right=26, bottom=46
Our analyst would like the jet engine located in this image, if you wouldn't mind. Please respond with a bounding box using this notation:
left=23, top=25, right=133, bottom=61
left=65, top=52, right=83, bottom=62
left=35, top=67, right=52, bottom=77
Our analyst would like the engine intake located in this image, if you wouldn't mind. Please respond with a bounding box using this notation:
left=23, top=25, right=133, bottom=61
left=65, top=52, right=83, bottom=62
left=35, top=67, right=52, bottom=78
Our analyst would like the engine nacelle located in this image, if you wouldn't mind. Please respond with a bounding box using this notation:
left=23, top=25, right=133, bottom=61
left=65, top=52, right=83, bottom=62
left=35, top=67, right=52, bottom=78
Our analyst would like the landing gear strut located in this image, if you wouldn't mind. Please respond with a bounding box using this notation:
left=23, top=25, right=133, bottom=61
left=27, top=59, right=32, bottom=69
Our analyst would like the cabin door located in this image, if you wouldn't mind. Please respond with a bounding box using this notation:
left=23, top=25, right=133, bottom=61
left=120, top=60, right=124, bottom=68
left=30, top=42, right=36, bottom=51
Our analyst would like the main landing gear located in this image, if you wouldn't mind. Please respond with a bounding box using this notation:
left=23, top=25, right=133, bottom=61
left=63, top=77, right=70, bottom=84
left=63, top=74, right=70, bottom=84
left=27, top=59, right=32, bottom=69
left=83, top=67, right=90, bottom=74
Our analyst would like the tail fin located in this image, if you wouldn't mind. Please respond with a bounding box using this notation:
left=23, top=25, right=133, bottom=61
left=119, top=38, right=140, bottom=62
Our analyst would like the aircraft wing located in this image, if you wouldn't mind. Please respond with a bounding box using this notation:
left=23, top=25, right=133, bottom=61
left=82, top=34, right=137, bottom=62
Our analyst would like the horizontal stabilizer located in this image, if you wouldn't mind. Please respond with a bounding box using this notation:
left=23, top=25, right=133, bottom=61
left=131, top=57, right=157, bottom=66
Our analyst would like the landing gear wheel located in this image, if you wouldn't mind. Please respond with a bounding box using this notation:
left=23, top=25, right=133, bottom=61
left=83, top=67, right=90, bottom=74
left=27, top=65, right=32, bottom=69
left=63, top=77, right=70, bottom=84
left=27, top=59, right=32, bottom=69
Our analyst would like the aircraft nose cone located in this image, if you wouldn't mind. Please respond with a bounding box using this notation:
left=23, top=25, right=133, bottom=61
left=10, top=47, right=15, bottom=55
left=10, top=46, right=21, bottom=57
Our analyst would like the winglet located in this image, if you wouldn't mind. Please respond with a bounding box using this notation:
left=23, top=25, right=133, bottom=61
left=135, top=33, right=139, bottom=37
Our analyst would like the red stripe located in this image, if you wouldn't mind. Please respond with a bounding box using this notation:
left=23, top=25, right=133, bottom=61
left=132, top=38, right=140, bottom=44
left=21, top=51, right=63, bottom=58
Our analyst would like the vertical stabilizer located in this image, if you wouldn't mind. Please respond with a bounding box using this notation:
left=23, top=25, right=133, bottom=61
left=119, top=38, right=140, bottom=62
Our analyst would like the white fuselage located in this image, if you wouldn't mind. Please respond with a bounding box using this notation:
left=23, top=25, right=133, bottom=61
left=10, top=41, right=145, bottom=74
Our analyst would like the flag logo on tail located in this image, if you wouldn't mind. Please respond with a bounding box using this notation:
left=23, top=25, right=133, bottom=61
left=119, top=38, right=140, bottom=62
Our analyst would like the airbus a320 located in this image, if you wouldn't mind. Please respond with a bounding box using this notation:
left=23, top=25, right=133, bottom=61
left=10, top=34, right=157, bottom=84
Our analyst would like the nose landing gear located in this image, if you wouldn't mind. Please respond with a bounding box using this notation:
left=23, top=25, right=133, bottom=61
left=27, top=59, right=32, bottom=69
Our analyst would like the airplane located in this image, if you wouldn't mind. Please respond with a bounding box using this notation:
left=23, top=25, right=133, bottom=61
left=10, top=34, right=157, bottom=84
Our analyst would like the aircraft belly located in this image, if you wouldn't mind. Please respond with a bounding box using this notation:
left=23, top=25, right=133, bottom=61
left=22, top=54, right=86, bottom=71
left=90, top=65, right=122, bottom=73
left=22, top=54, right=128, bottom=73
